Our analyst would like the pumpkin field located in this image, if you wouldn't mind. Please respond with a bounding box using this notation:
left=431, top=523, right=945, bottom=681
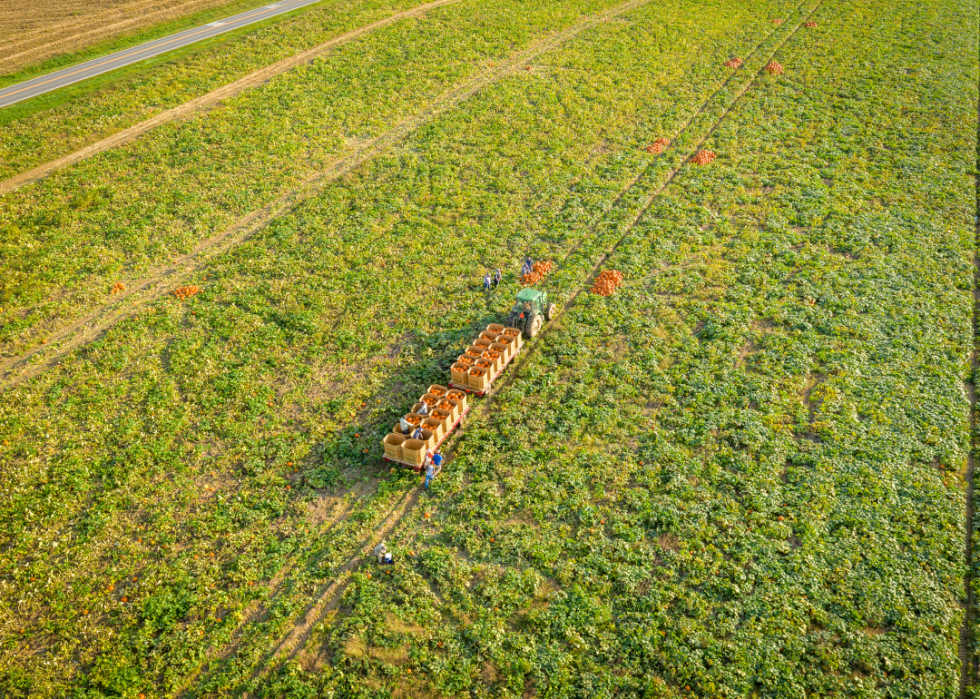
left=0, top=0, right=978, bottom=696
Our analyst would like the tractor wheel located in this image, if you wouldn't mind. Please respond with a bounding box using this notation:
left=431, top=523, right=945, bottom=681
left=527, top=314, right=543, bottom=338
left=546, top=303, right=557, bottom=321
left=507, top=312, right=520, bottom=329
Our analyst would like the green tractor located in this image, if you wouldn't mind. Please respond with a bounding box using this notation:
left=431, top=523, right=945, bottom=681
left=507, top=288, right=556, bottom=338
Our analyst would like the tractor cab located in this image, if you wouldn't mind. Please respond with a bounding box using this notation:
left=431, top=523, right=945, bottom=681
left=507, top=288, right=556, bottom=338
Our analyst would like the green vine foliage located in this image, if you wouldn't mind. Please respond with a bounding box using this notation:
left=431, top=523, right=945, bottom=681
left=0, top=0, right=977, bottom=695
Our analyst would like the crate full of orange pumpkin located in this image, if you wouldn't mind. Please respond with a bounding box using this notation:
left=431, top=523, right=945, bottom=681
left=381, top=385, right=470, bottom=470
left=450, top=323, right=522, bottom=395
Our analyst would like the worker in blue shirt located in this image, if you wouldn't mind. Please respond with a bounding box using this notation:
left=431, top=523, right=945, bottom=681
left=483, top=272, right=492, bottom=292
left=425, top=451, right=443, bottom=489
left=522, top=257, right=534, bottom=276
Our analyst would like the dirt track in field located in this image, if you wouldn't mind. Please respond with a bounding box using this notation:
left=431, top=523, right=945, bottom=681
left=957, top=60, right=980, bottom=699
left=0, top=0, right=251, bottom=75
left=0, top=0, right=462, bottom=196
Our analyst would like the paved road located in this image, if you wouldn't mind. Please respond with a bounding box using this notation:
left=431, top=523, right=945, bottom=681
left=0, top=0, right=325, bottom=109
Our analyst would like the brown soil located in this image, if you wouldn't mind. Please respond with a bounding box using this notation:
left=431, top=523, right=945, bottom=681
left=0, top=0, right=250, bottom=75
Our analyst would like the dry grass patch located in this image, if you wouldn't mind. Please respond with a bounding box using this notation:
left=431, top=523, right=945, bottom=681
left=0, top=0, right=249, bottom=73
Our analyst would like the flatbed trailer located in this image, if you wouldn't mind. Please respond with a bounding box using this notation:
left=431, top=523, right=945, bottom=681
left=383, top=403, right=470, bottom=471
left=448, top=345, right=520, bottom=397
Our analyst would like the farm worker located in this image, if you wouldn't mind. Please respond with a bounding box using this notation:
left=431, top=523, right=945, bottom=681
left=417, top=402, right=430, bottom=416
left=483, top=272, right=492, bottom=292
left=522, top=257, right=533, bottom=276
left=400, top=416, right=413, bottom=434
left=412, top=425, right=426, bottom=441
left=494, top=268, right=502, bottom=287
left=374, top=542, right=387, bottom=564
left=425, top=452, right=443, bottom=489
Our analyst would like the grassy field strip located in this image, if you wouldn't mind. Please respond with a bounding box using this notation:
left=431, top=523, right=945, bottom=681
left=0, top=0, right=464, bottom=197
left=0, top=0, right=651, bottom=391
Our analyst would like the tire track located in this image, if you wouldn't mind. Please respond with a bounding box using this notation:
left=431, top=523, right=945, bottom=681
left=184, top=483, right=422, bottom=696
left=171, top=480, right=376, bottom=696
left=0, top=0, right=650, bottom=395
left=543, top=0, right=813, bottom=293
left=487, top=0, right=827, bottom=403
left=0, top=0, right=462, bottom=196
left=959, top=43, right=980, bottom=698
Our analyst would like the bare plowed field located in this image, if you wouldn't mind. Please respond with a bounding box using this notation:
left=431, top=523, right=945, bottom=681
left=0, top=0, right=254, bottom=74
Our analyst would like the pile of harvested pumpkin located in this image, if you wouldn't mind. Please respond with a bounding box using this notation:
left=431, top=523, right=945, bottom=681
left=591, top=269, right=623, bottom=297
left=521, top=259, right=554, bottom=285
left=110, top=282, right=125, bottom=294
left=765, top=60, right=784, bottom=75
left=691, top=149, right=716, bottom=166
left=723, top=57, right=743, bottom=69
left=645, top=137, right=670, bottom=154
left=173, top=285, right=202, bottom=300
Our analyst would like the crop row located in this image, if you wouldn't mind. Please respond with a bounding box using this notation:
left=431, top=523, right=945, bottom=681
left=0, top=0, right=802, bottom=694
left=292, top=0, right=977, bottom=695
